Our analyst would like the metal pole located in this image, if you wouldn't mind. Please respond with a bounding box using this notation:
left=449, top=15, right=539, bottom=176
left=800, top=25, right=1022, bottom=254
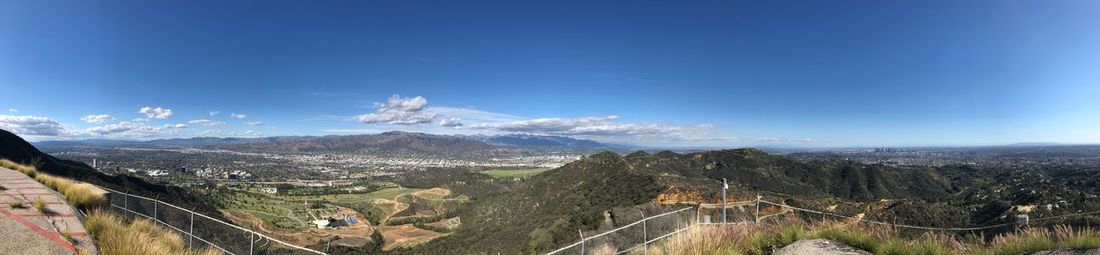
left=124, top=194, right=129, bottom=218
left=250, top=231, right=255, bottom=255
left=189, top=212, right=194, bottom=250
left=722, top=178, right=727, bottom=224
left=153, top=200, right=158, bottom=225
left=754, top=196, right=760, bottom=223
left=579, top=229, right=585, bottom=255
left=641, top=212, right=648, bottom=255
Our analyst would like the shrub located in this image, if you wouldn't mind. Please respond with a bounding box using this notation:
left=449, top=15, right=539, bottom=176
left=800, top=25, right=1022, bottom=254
left=8, top=200, right=24, bottom=208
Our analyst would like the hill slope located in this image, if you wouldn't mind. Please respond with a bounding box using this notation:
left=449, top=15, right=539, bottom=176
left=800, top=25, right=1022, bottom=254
left=0, top=129, right=220, bottom=216
left=396, top=149, right=957, bottom=254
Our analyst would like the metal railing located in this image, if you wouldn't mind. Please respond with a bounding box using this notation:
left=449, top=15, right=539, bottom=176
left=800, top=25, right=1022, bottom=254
left=545, top=207, right=696, bottom=255
left=97, top=186, right=327, bottom=255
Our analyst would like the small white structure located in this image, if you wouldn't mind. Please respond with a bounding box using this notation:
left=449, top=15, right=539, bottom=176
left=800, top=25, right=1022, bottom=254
left=260, top=187, right=278, bottom=194
left=312, top=219, right=330, bottom=229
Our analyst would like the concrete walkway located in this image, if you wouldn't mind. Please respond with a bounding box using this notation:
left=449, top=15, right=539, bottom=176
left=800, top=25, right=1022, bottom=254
left=0, top=167, right=98, bottom=255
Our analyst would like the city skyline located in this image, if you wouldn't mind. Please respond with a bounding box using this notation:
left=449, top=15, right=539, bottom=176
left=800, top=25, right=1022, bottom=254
left=2, top=0, right=1099, bottom=147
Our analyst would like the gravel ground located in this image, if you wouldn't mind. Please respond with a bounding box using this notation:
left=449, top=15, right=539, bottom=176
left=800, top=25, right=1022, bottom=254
left=773, top=239, right=872, bottom=255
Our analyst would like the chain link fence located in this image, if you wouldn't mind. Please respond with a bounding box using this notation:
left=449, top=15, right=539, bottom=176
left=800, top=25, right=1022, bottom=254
left=99, top=186, right=326, bottom=255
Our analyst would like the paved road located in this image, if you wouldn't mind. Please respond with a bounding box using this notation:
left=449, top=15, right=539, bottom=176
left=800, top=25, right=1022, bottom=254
left=0, top=167, right=98, bottom=255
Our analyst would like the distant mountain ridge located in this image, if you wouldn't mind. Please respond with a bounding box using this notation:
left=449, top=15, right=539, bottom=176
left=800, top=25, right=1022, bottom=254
left=36, top=132, right=625, bottom=155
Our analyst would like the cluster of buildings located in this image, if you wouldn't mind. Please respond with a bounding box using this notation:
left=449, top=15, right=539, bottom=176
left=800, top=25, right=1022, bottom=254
left=312, top=214, right=360, bottom=229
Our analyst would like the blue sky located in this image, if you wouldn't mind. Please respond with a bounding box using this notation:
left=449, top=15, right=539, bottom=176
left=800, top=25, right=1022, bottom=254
left=2, top=0, right=1099, bottom=147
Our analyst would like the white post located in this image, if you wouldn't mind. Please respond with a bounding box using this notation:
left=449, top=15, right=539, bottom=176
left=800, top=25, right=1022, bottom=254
left=250, top=231, right=255, bottom=255
left=579, top=229, right=585, bottom=255
left=641, top=212, right=648, bottom=255
left=754, top=196, right=760, bottom=223
left=721, top=178, right=727, bottom=224
left=189, top=212, right=194, bottom=250
left=153, top=200, right=158, bottom=225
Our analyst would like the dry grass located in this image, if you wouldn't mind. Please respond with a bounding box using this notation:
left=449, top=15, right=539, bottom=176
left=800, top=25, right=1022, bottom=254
left=85, top=209, right=222, bottom=255
left=8, top=200, right=25, bottom=208
left=1, top=158, right=105, bottom=207
left=0, top=158, right=39, bottom=175
left=646, top=217, right=1100, bottom=255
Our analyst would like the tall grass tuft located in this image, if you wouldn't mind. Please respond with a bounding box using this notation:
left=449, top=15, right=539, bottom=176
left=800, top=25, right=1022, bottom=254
left=85, top=209, right=222, bottom=255
left=33, top=196, right=48, bottom=213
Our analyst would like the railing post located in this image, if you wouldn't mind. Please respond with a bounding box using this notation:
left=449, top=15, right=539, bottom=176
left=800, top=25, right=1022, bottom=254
left=641, top=212, right=648, bottom=255
left=579, top=229, right=585, bottom=255
left=189, top=211, right=194, bottom=250
left=124, top=193, right=129, bottom=218
left=153, top=200, right=158, bottom=225
left=754, top=197, right=760, bottom=223
left=250, top=231, right=255, bottom=255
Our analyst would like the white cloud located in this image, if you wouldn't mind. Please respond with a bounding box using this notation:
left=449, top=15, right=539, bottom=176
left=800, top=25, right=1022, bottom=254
left=85, top=121, right=163, bottom=138
left=755, top=137, right=815, bottom=144
left=356, top=95, right=437, bottom=125
left=427, top=106, right=522, bottom=123
left=164, top=123, right=188, bottom=129
left=244, top=130, right=263, bottom=136
left=187, top=119, right=227, bottom=127
left=438, top=116, right=463, bottom=127
left=0, top=115, right=68, bottom=136
left=81, top=114, right=114, bottom=124
left=209, top=111, right=221, bottom=117
left=139, top=106, right=174, bottom=119
left=243, top=121, right=263, bottom=126
left=229, top=113, right=247, bottom=119
left=7, top=109, right=16, bottom=113
left=468, top=115, right=733, bottom=145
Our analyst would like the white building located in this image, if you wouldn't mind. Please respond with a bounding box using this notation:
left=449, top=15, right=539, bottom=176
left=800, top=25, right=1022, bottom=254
left=260, top=187, right=278, bottom=194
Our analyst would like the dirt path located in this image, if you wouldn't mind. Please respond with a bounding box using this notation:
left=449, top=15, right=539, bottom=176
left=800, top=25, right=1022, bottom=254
left=0, top=167, right=98, bottom=254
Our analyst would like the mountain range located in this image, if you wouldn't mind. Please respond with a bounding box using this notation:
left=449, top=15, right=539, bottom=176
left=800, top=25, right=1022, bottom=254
left=36, top=132, right=624, bottom=154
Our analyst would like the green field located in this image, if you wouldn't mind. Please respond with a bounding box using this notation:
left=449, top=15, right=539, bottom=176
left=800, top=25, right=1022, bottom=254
left=480, top=168, right=552, bottom=178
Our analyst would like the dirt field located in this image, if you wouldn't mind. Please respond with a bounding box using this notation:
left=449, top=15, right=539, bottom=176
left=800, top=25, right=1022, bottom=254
left=425, top=217, right=462, bottom=231
left=379, top=224, right=446, bottom=251
left=411, top=188, right=451, bottom=199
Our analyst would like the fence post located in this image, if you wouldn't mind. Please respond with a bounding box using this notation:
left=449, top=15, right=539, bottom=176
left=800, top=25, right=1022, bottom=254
left=153, top=199, right=158, bottom=225
left=189, top=211, right=194, bottom=250
left=579, top=229, right=585, bottom=255
left=641, top=212, right=648, bottom=255
left=754, top=197, right=760, bottom=223
left=250, top=231, right=255, bottom=255
left=124, top=193, right=129, bottom=218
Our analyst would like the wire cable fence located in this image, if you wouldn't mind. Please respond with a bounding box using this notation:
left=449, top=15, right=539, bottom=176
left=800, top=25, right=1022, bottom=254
left=546, top=197, right=1100, bottom=255
left=546, top=207, right=697, bottom=255
left=97, top=186, right=327, bottom=255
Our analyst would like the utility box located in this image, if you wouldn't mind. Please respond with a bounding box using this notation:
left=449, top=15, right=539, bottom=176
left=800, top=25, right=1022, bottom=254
left=1017, top=214, right=1029, bottom=226
left=703, top=215, right=712, bottom=224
